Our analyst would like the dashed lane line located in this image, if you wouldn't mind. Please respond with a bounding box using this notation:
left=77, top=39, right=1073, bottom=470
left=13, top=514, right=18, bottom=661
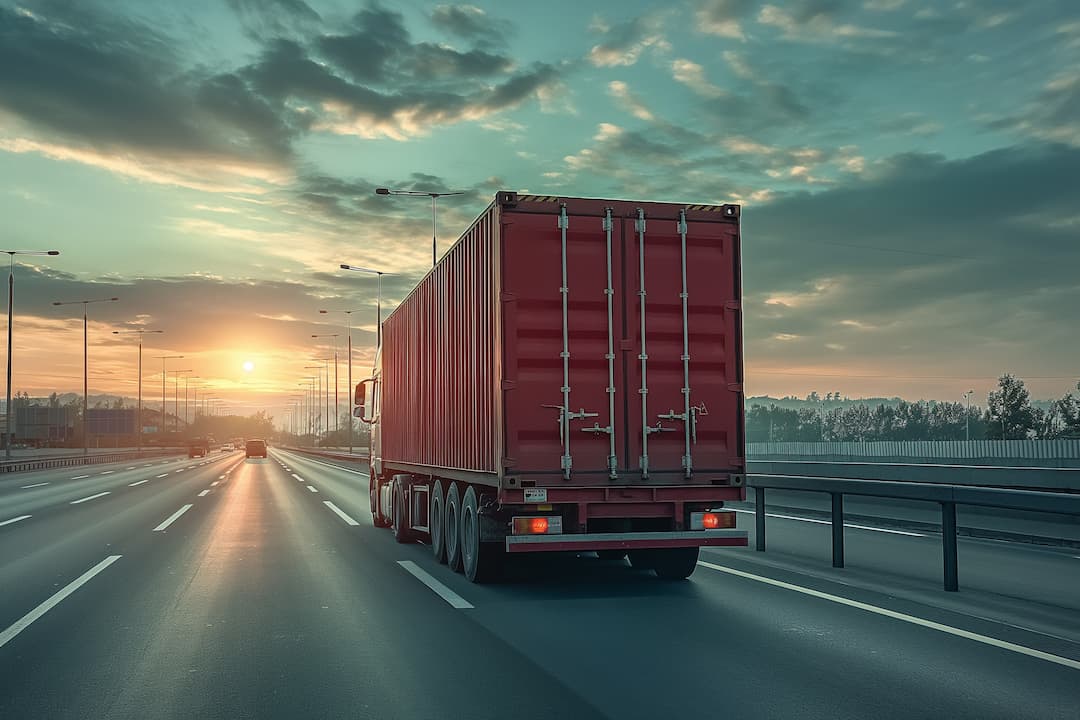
left=0, top=555, right=122, bottom=649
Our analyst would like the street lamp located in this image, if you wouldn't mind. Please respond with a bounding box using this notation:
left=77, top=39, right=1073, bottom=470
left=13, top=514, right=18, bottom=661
left=962, top=389, right=974, bottom=442
left=300, top=378, right=317, bottom=443
left=154, top=355, right=183, bottom=441
left=170, top=369, right=192, bottom=435
left=112, top=328, right=164, bottom=452
left=311, top=356, right=332, bottom=442
left=312, top=334, right=340, bottom=438
left=184, top=375, right=199, bottom=431
left=53, top=296, right=119, bottom=454
left=4, top=249, right=60, bottom=458
left=339, top=264, right=386, bottom=358
left=374, top=187, right=464, bottom=268
left=320, top=308, right=357, bottom=453
left=305, top=365, right=324, bottom=440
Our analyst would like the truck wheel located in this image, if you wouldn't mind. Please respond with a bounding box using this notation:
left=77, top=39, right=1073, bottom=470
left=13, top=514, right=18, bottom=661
left=370, top=472, right=390, bottom=528
left=445, top=483, right=463, bottom=572
left=392, top=478, right=413, bottom=543
left=461, top=486, right=502, bottom=584
left=651, top=547, right=701, bottom=580
left=430, top=480, right=447, bottom=564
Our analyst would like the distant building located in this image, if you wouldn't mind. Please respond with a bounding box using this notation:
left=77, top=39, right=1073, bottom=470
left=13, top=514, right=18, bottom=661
left=14, top=406, right=76, bottom=445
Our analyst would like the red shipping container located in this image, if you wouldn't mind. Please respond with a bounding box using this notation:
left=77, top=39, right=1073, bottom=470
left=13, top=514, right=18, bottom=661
left=376, top=192, right=744, bottom=492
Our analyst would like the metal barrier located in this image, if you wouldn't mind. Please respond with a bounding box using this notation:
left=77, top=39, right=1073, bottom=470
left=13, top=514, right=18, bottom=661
left=280, top=447, right=369, bottom=464
left=0, top=448, right=181, bottom=474
left=749, top=475, right=1080, bottom=592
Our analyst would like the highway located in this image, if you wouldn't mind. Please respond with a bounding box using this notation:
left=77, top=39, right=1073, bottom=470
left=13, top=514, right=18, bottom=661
left=1, top=449, right=1078, bottom=719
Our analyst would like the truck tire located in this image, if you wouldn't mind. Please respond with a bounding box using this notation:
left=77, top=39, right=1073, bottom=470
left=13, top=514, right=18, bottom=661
left=370, top=472, right=390, bottom=528
left=651, top=547, right=700, bottom=580
left=392, top=478, right=413, bottom=543
left=461, top=486, right=502, bottom=583
left=430, top=480, right=447, bottom=564
left=445, top=483, right=463, bottom=572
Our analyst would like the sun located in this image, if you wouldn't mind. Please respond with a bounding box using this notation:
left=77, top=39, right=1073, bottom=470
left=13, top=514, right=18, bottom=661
left=242, top=360, right=255, bottom=373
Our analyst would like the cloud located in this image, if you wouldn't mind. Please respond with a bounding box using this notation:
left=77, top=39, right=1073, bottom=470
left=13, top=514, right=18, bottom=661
left=0, top=4, right=303, bottom=188
left=758, top=3, right=898, bottom=41
left=740, top=142, right=1080, bottom=394
left=988, top=71, right=1080, bottom=147
left=696, top=0, right=757, bottom=39
left=672, top=59, right=725, bottom=98
left=226, top=0, right=322, bottom=38
left=588, top=14, right=668, bottom=67
left=430, top=4, right=513, bottom=47
left=608, top=81, right=655, bottom=121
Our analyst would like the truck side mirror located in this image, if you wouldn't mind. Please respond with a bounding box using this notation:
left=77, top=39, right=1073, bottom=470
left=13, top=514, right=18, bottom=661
left=354, top=381, right=366, bottom=407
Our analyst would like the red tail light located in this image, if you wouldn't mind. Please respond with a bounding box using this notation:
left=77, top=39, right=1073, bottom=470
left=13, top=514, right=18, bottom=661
left=691, top=511, right=735, bottom=530
left=531, top=517, right=548, bottom=534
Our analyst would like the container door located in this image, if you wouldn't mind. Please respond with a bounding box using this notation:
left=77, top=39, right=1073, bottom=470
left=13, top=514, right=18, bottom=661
left=502, top=209, right=627, bottom=481
left=621, top=211, right=743, bottom=480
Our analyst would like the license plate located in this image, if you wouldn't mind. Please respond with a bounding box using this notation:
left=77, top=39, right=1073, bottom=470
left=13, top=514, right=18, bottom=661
left=523, top=488, right=548, bottom=503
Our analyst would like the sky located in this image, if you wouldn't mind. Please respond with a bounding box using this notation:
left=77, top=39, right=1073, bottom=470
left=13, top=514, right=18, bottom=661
left=1, top=0, right=1078, bottom=423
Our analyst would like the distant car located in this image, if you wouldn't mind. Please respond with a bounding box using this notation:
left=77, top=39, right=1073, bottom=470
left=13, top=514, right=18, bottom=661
left=245, top=439, right=267, bottom=458
left=188, top=437, right=208, bottom=458
left=222, top=443, right=234, bottom=451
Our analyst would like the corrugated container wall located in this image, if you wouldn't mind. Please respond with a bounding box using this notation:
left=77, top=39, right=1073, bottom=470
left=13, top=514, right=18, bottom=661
left=380, top=202, right=501, bottom=477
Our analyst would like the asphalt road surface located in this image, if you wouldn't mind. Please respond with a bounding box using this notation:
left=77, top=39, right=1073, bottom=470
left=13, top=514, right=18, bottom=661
left=1, top=448, right=1077, bottom=719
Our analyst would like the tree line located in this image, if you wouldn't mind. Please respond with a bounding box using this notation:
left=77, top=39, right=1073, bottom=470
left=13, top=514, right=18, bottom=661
left=747, top=375, right=1080, bottom=442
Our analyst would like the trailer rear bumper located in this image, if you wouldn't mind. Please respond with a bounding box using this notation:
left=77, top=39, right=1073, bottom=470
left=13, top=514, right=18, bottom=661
left=504, top=529, right=747, bottom=553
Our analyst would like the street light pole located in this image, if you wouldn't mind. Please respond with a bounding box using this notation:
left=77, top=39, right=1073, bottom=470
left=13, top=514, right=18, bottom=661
left=171, top=370, right=192, bottom=436
left=321, top=310, right=357, bottom=453
left=113, top=328, right=163, bottom=452
left=5, top=250, right=60, bottom=457
left=184, top=375, right=199, bottom=431
left=53, top=296, right=119, bottom=454
left=154, top=355, right=183, bottom=442
left=339, top=265, right=386, bottom=360
left=312, top=334, right=340, bottom=439
left=963, top=389, right=974, bottom=442
left=374, top=188, right=464, bottom=268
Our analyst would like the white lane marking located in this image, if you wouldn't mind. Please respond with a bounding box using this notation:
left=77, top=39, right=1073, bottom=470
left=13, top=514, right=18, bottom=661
left=125, top=466, right=136, bottom=470
left=218, top=475, right=225, bottom=480
left=156, top=473, right=169, bottom=478
left=198, top=489, right=210, bottom=497
left=211, top=481, right=219, bottom=487
left=100, top=471, right=114, bottom=475
left=0, top=515, right=32, bottom=527
left=153, top=504, right=193, bottom=532
left=279, top=452, right=367, bottom=476
left=0, top=555, right=122, bottom=649
left=729, top=507, right=925, bottom=537
left=70, top=491, right=110, bottom=505
left=20, top=482, right=49, bottom=489
left=397, top=561, right=474, bottom=609
left=174, top=470, right=184, bottom=474
left=291, top=473, right=304, bottom=482
left=696, top=560, right=1080, bottom=671
left=128, top=479, right=149, bottom=487
left=323, top=501, right=359, bottom=526
left=143, top=463, right=153, bottom=467
left=71, top=475, right=89, bottom=480
left=307, top=485, right=319, bottom=493
left=187, top=465, right=196, bottom=469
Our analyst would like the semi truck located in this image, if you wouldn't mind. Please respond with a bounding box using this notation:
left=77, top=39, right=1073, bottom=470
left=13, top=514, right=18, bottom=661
left=355, top=192, right=748, bottom=582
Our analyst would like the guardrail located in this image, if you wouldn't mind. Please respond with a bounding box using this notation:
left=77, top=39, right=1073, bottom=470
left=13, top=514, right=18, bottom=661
left=0, top=448, right=182, bottom=474
left=280, top=446, right=369, bottom=464
left=747, top=461, right=1080, bottom=491
left=749, top=475, right=1080, bottom=592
